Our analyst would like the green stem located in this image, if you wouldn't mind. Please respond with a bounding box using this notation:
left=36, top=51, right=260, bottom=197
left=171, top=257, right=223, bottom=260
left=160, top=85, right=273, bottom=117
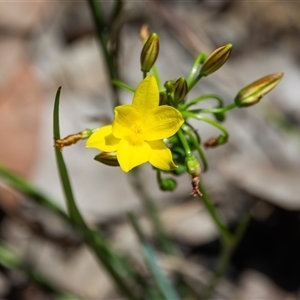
left=0, top=164, right=70, bottom=223
left=112, top=79, right=135, bottom=93
left=181, top=126, right=208, bottom=172
left=129, top=168, right=174, bottom=255
left=152, top=65, right=163, bottom=91
left=188, top=73, right=203, bottom=91
left=199, top=182, right=232, bottom=246
left=200, top=211, right=251, bottom=299
left=177, top=128, right=192, bottom=156
left=180, top=94, right=224, bottom=111
left=189, top=102, right=237, bottom=114
left=87, top=0, right=120, bottom=106
left=182, top=111, right=229, bottom=143
left=0, top=241, right=80, bottom=299
left=187, top=53, right=207, bottom=85
left=127, top=213, right=180, bottom=300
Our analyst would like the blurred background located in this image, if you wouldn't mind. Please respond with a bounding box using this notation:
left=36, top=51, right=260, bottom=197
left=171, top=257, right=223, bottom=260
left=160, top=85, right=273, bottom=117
left=1, top=0, right=300, bottom=299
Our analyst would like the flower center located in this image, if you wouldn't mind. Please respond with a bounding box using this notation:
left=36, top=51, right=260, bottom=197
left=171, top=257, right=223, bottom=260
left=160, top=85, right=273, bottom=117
left=126, top=123, right=144, bottom=145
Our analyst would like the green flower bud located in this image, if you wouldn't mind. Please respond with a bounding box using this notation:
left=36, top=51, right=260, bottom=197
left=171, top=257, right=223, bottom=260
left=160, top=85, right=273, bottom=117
left=200, top=44, right=233, bottom=76
left=214, top=112, right=226, bottom=122
left=94, top=152, right=119, bottom=167
left=185, top=154, right=201, bottom=177
left=159, top=178, right=177, bottom=191
left=140, top=33, right=159, bottom=73
left=234, top=73, right=284, bottom=107
left=164, top=80, right=175, bottom=92
left=174, top=77, right=188, bottom=103
left=171, top=164, right=186, bottom=176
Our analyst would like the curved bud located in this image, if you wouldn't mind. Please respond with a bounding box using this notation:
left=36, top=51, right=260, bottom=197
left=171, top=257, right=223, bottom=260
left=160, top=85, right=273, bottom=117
left=185, top=154, right=201, bottom=177
left=174, top=77, right=188, bottom=103
left=159, top=178, right=177, bottom=191
left=200, top=44, right=233, bottom=76
left=94, top=152, right=119, bottom=167
left=140, top=33, right=159, bottom=73
left=234, top=73, right=284, bottom=107
left=214, top=112, right=226, bottom=122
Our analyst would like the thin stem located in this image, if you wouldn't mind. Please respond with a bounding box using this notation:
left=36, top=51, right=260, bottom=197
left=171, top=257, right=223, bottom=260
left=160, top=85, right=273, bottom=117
left=87, top=0, right=120, bottom=106
left=177, top=128, right=192, bottom=156
left=152, top=65, right=163, bottom=91
left=200, top=211, right=251, bottom=300
left=188, top=73, right=203, bottom=91
left=199, top=182, right=232, bottom=246
left=112, top=79, right=135, bottom=93
left=180, top=94, right=224, bottom=111
left=182, top=111, right=229, bottom=143
left=0, top=241, right=80, bottom=299
left=187, top=53, right=207, bottom=85
left=127, top=213, right=180, bottom=300
left=182, top=127, right=208, bottom=172
left=129, top=168, right=175, bottom=255
left=189, top=102, right=237, bottom=114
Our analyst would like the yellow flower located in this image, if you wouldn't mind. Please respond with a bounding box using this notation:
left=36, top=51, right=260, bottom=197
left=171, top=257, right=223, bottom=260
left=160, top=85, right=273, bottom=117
left=86, top=75, right=184, bottom=172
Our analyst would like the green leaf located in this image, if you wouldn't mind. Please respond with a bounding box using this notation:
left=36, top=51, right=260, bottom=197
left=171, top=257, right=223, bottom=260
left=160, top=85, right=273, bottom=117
left=127, top=213, right=181, bottom=300
left=0, top=164, right=69, bottom=222
left=53, top=87, right=86, bottom=227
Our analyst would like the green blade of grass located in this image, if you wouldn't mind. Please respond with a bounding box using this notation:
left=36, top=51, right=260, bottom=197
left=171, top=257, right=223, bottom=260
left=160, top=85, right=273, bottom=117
left=0, top=241, right=80, bottom=299
left=127, top=212, right=181, bottom=300
left=53, top=87, right=86, bottom=227
left=0, top=164, right=69, bottom=222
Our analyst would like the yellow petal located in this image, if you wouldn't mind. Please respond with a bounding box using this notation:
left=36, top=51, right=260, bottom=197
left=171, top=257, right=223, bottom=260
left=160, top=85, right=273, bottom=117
left=144, top=106, right=184, bottom=141
left=117, top=139, right=151, bottom=172
left=132, top=75, right=159, bottom=116
left=147, top=140, right=177, bottom=170
left=86, top=125, right=119, bottom=152
left=112, top=105, right=142, bottom=139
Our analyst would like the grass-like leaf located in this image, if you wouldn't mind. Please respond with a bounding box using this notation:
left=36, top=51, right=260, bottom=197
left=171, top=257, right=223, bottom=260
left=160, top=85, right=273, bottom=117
left=0, top=241, right=80, bottom=299
left=128, top=212, right=181, bottom=300
left=0, top=163, right=69, bottom=222
left=53, top=87, right=86, bottom=227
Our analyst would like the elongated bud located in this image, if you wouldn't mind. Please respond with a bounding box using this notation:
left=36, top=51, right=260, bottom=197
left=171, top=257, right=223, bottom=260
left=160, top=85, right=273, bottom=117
left=140, top=33, right=159, bottom=73
left=234, top=73, right=284, bottom=107
left=55, top=129, right=93, bottom=151
left=185, top=154, right=201, bottom=177
left=200, top=44, right=233, bottom=76
left=94, top=152, right=119, bottom=167
left=174, top=77, right=188, bottom=103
